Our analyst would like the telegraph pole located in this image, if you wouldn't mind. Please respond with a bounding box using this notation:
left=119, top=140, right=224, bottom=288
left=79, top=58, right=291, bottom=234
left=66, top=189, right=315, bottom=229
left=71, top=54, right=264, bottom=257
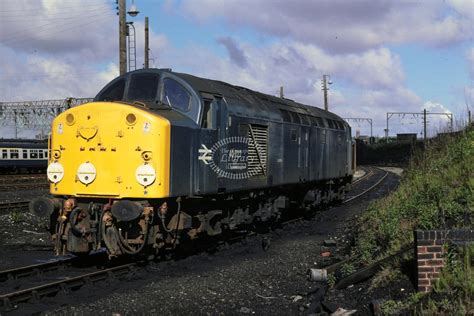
left=118, top=0, right=127, bottom=75
left=423, top=108, right=427, bottom=144
left=321, top=75, right=332, bottom=111
left=144, top=16, right=149, bottom=69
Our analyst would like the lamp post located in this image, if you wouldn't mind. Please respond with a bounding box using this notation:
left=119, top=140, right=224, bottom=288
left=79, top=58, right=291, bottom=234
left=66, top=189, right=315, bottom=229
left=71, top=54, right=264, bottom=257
left=118, top=0, right=139, bottom=75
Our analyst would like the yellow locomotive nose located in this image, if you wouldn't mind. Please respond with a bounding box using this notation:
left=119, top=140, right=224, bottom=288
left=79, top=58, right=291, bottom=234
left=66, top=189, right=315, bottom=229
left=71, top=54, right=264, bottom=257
left=48, top=102, right=170, bottom=198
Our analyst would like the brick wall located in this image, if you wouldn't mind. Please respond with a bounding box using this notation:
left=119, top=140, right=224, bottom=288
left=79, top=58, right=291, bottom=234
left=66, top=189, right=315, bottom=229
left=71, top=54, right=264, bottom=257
left=414, top=229, right=474, bottom=292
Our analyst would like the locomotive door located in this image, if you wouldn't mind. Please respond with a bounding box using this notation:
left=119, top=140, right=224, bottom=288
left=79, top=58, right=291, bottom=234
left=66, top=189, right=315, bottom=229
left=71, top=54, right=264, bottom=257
left=195, top=95, right=227, bottom=195
left=299, top=126, right=310, bottom=181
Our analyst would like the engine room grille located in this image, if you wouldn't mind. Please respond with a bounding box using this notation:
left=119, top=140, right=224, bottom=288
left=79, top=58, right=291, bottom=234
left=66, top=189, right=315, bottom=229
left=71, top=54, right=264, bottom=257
left=247, top=124, right=268, bottom=176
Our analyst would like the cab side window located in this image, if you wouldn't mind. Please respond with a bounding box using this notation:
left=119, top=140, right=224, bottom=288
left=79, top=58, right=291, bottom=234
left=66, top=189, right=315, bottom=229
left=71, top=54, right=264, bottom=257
left=162, top=78, right=191, bottom=112
left=201, top=99, right=217, bottom=129
left=162, top=77, right=201, bottom=123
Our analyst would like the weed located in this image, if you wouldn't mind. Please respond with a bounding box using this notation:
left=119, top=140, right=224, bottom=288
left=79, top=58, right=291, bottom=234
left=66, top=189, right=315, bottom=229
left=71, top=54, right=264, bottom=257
left=380, top=299, right=404, bottom=315
left=327, top=273, right=336, bottom=288
left=10, top=210, right=24, bottom=223
left=353, top=126, right=474, bottom=313
left=340, top=262, right=356, bottom=278
left=370, top=266, right=401, bottom=290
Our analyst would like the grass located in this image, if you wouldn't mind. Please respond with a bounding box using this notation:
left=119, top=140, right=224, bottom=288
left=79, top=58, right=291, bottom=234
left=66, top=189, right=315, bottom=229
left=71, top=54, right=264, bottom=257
left=353, top=126, right=474, bottom=313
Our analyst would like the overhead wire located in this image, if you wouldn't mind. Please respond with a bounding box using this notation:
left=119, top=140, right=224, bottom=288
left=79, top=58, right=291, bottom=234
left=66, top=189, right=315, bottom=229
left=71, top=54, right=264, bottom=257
left=0, top=3, right=110, bottom=13
left=0, top=5, right=111, bottom=17
left=0, top=11, right=112, bottom=43
left=0, top=15, right=108, bottom=46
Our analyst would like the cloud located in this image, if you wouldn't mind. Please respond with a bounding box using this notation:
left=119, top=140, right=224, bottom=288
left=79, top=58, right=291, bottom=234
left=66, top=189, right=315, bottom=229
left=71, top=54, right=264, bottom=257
left=159, top=38, right=421, bottom=132
left=467, top=47, right=474, bottom=79
left=0, top=0, right=116, bottom=60
left=448, top=0, right=474, bottom=19
left=181, top=0, right=472, bottom=53
left=0, top=0, right=168, bottom=101
left=216, top=36, right=248, bottom=68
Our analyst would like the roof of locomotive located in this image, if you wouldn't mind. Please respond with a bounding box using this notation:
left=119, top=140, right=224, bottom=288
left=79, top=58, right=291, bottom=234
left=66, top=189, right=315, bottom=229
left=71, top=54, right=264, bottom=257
left=95, top=68, right=346, bottom=125
left=169, top=70, right=345, bottom=122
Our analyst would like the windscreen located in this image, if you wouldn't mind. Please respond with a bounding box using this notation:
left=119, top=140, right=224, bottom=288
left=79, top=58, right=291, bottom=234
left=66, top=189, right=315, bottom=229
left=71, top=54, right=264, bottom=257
left=127, top=73, right=160, bottom=102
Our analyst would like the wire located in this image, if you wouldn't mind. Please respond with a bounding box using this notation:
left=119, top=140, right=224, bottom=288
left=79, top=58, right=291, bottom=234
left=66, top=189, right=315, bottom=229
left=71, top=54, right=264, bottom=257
left=0, top=6, right=111, bottom=17
left=0, top=16, right=106, bottom=46
left=0, top=9, right=111, bottom=21
left=0, top=12, right=111, bottom=42
left=0, top=3, right=110, bottom=13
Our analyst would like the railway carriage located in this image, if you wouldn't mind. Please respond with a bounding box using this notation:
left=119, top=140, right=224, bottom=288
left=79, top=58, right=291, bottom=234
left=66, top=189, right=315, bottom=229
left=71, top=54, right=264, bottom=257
left=30, top=69, right=354, bottom=257
left=0, top=139, right=48, bottom=173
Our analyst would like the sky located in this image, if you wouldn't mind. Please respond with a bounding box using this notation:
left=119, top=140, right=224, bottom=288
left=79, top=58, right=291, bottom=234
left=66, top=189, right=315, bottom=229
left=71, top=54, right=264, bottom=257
left=0, top=0, right=473, bottom=138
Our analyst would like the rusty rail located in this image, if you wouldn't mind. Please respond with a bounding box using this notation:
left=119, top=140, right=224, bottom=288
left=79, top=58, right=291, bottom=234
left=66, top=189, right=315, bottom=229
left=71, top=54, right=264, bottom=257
left=0, top=174, right=48, bottom=192
left=0, top=257, right=74, bottom=283
left=0, top=201, right=30, bottom=214
left=0, top=263, right=135, bottom=311
left=343, top=167, right=388, bottom=204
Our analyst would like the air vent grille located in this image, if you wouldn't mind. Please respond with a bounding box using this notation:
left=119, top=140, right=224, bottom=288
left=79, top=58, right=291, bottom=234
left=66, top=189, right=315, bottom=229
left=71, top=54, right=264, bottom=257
left=247, top=124, right=268, bottom=176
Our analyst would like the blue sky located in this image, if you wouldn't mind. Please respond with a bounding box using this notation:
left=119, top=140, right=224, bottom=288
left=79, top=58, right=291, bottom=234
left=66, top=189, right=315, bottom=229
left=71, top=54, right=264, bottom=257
left=0, top=0, right=472, bottom=138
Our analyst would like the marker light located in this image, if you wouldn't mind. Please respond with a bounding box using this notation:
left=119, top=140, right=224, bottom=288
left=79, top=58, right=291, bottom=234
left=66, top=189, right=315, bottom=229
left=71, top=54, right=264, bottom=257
left=47, top=162, right=64, bottom=183
left=135, top=163, right=156, bottom=186
left=77, top=162, right=97, bottom=185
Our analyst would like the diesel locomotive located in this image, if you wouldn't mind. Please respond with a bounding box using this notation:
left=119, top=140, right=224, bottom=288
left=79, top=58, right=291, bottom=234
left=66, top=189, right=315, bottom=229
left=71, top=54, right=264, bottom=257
left=30, top=68, right=355, bottom=257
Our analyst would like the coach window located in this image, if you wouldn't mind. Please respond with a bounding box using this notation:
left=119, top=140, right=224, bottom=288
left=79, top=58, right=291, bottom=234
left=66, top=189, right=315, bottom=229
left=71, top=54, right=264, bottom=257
left=162, top=78, right=200, bottom=123
left=96, top=79, right=126, bottom=101
left=127, top=73, right=159, bottom=102
left=22, top=150, right=28, bottom=159
left=2, top=149, right=7, bottom=159
left=30, top=150, right=38, bottom=159
left=39, top=150, right=44, bottom=159
left=10, top=149, right=19, bottom=159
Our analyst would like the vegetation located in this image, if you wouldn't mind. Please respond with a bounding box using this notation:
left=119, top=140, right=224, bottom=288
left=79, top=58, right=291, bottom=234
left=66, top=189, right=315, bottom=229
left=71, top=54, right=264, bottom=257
left=354, top=126, right=474, bottom=313
left=416, top=245, right=473, bottom=314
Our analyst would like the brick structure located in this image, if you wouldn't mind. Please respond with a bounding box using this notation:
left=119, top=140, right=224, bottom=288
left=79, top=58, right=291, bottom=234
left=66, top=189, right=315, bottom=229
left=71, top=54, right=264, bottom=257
left=414, top=229, right=474, bottom=292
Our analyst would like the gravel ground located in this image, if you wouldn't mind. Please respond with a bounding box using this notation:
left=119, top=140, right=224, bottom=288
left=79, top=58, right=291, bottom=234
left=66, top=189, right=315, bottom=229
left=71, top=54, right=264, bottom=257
left=1, top=170, right=414, bottom=315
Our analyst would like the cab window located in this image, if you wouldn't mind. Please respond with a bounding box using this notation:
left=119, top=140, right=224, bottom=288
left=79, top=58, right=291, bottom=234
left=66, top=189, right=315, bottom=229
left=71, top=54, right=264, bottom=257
left=162, top=78, right=191, bottom=112
left=96, top=79, right=125, bottom=101
left=161, top=78, right=201, bottom=123
left=127, top=73, right=160, bottom=102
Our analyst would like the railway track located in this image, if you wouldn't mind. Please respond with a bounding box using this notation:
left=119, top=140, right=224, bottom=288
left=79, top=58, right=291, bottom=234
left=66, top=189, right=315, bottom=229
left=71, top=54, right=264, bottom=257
left=0, top=200, right=30, bottom=214
left=0, top=166, right=390, bottom=311
left=0, top=174, right=48, bottom=192
left=343, top=166, right=388, bottom=204
left=0, top=260, right=135, bottom=311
